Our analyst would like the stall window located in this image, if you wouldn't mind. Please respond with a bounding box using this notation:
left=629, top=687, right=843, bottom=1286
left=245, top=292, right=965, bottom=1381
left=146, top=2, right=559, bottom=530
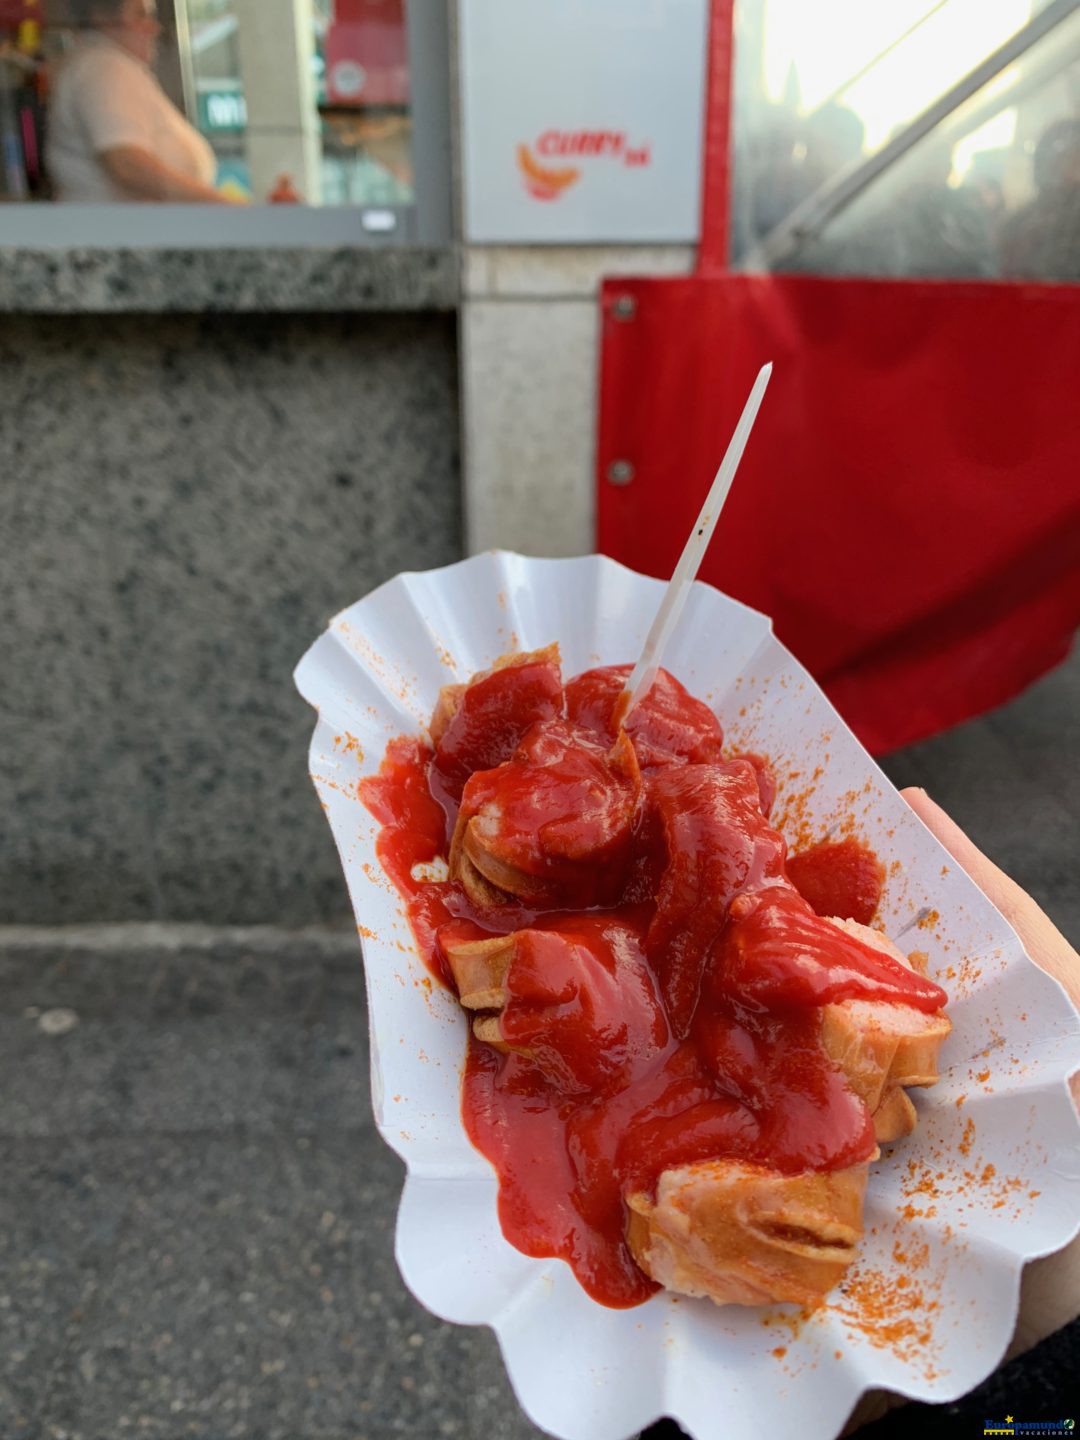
left=0, top=0, right=448, bottom=243
left=730, top=0, right=1080, bottom=282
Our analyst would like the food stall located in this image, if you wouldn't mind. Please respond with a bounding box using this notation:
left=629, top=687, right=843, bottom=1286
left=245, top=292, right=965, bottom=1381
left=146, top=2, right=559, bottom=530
left=595, top=0, right=1080, bottom=753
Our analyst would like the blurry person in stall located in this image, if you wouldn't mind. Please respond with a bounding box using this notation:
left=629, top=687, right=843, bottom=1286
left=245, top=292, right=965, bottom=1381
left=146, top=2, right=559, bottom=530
left=732, top=101, right=807, bottom=253
left=46, top=0, right=233, bottom=202
left=731, top=96, right=865, bottom=260
left=802, top=100, right=865, bottom=190
left=1000, top=118, right=1080, bottom=283
left=886, top=134, right=996, bottom=278
left=794, top=129, right=996, bottom=279
left=960, top=152, right=1008, bottom=242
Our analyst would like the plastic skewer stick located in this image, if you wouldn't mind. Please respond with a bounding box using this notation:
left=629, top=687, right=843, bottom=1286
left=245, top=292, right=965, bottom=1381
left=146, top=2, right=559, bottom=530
left=622, top=362, right=773, bottom=719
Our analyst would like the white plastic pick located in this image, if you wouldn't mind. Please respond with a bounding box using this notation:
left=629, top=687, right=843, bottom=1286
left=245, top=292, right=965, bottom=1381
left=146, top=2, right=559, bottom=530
left=623, top=362, right=773, bottom=718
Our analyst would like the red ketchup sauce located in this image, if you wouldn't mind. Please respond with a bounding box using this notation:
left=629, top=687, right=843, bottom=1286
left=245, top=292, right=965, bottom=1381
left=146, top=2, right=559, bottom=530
left=359, top=663, right=947, bottom=1308
left=787, top=837, right=886, bottom=927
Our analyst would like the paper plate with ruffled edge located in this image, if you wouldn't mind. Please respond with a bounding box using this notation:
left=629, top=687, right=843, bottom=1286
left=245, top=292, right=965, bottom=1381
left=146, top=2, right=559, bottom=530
left=294, top=551, right=1080, bottom=1440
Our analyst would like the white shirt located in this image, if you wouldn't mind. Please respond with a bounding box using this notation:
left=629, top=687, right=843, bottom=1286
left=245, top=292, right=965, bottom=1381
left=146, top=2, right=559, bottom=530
left=47, top=33, right=216, bottom=202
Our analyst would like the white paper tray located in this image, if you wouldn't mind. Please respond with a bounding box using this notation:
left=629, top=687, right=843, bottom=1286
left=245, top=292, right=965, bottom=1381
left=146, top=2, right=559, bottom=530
left=295, top=551, right=1080, bottom=1440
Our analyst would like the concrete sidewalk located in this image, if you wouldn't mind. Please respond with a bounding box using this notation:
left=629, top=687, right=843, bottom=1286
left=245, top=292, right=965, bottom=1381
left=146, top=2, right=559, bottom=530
left=2, top=649, right=1077, bottom=1438
left=0, top=926, right=544, bottom=1440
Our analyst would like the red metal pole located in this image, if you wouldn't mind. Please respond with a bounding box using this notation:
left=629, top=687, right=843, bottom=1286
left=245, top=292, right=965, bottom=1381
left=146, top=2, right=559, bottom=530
left=698, top=0, right=736, bottom=275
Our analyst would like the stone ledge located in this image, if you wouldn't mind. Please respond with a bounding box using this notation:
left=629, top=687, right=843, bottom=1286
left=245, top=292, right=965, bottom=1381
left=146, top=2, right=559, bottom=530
left=0, top=245, right=459, bottom=314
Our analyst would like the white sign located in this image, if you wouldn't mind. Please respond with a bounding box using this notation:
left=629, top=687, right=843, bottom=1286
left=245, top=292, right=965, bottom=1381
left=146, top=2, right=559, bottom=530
left=460, top=0, right=709, bottom=243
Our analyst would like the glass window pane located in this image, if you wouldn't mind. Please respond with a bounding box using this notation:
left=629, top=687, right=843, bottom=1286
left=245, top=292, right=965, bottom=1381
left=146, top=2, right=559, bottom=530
left=1, top=0, right=418, bottom=210
left=731, top=0, right=1080, bottom=282
left=182, top=0, right=415, bottom=207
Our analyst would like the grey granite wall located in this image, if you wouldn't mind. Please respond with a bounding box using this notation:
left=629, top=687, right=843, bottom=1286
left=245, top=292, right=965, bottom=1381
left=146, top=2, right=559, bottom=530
left=0, top=248, right=457, bottom=315
left=1, top=311, right=461, bottom=924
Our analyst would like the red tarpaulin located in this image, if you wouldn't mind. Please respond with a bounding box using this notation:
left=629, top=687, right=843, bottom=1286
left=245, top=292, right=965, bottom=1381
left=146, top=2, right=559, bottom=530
left=596, top=2, right=1080, bottom=754
left=0, top=0, right=35, bottom=27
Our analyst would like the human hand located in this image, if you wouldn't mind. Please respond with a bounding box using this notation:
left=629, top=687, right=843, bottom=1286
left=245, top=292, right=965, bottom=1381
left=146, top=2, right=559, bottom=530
left=901, top=787, right=1080, bottom=1360
left=846, top=790, right=1080, bottom=1433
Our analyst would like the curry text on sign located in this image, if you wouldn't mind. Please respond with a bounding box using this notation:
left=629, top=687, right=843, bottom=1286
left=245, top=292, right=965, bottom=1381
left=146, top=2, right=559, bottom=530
left=516, top=129, right=652, bottom=201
